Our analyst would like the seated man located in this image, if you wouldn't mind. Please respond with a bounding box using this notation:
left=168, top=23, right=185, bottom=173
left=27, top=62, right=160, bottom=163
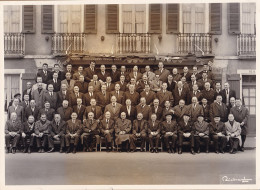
left=99, top=111, right=115, bottom=152
left=5, top=112, right=22, bottom=154
left=161, top=113, right=178, bottom=153
left=48, top=114, right=66, bottom=153
left=21, top=115, right=36, bottom=153
left=115, top=112, right=132, bottom=152
left=81, top=112, right=99, bottom=152
left=194, top=115, right=210, bottom=153
left=225, top=114, right=242, bottom=154
left=65, top=112, right=82, bottom=154
left=209, top=115, right=227, bottom=154
left=130, top=113, right=147, bottom=152
left=178, top=114, right=195, bottom=155
left=35, top=113, right=51, bottom=153
left=147, top=114, right=161, bottom=153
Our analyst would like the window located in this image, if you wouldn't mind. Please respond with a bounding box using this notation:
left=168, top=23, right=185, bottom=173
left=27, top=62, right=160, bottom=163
left=242, top=75, right=256, bottom=115
left=4, top=5, right=21, bottom=33
left=4, top=74, right=20, bottom=111
left=241, top=3, right=255, bottom=34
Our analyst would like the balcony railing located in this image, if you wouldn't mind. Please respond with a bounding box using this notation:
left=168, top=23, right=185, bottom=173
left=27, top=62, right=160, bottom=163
left=116, top=33, right=151, bottom=54
left=177, top=33, right=212, bottom=55
left=237, top=34, right=256, bottom=56
left=52, top=33, right=86, bottom=55
left=4, top=33, right=25, bottom=56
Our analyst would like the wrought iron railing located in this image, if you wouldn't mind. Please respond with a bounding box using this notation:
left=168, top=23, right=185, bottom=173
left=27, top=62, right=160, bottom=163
left=4, top=33, right=25, bottom=55
left=177, top=33, right=212, bottom=55
left=116, top=33, right=151, bottom=54
left=52, top=33, right=86, bottom=55
left=237, top=34, right=256, bottom=56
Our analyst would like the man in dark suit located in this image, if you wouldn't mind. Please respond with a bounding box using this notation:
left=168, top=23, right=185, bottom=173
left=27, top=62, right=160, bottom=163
left=188, top=83, right=203, bottom=104
left=96, top=84, right=111, bottom=110
left=61, top=64, right=74, bottom=80
left=172, top=68, right=182, bottom=82
left=199, top=63, right=215, bottom=81
left=181, top=66, right=192, bottom=82
left=220, top=82, right=236, bottom=107
left=209, top=95, right=228, bottom=122
left=129, top=65, right=143, bottom=82
left=110, top=83, right=125, bottom=105
left=83, top=85, right=96, bottom=106
left=192, top=66, right=202, bottom=80
left=214, top=82, right=222, bottom=100
left=105, top=76, right=115, bottom=92
left=156, top=83, right=174, bottom=107
left=68, top=86, right=85, bottom=107
left=124, top=84, right=140, bottom=106
left=23, top=81, right=33, bottom=101
left=110, top=64, right=121, bottom=83
left=38, top=101, right=55, bottom=121
left=5, top=112, right=22, bottom=154
left=74, top=75, right=88, bottom=94
left=42, top=84, right=58, bottom=109
left=57, top=83, right=70, bottom=108
left=173, top=99, right=189, bottom=122
left=20, top=94, right=30, bottom=110
left=52, top=63, right=63, bottom=81
left=201, top=82, right=216, bottom=105
left=65, top=112, right=82, bottom=154
left=73, top=98, right=86, bottom=121
left=173, top=81, right=189, bottom=106
left=115, top=75, right=128, bottom=91
left=136, top=74, right=149, bottom=93
left=154, top=62, right=170, bottom=83
left=150, top=98, right=163, bottom=121
left=144, top=65, right=155, bottom=82
left=136, top=97, right=152, bottom=121
left=84, top=98, right=103, bottom=121
left=120, top=66, right=130, bottom=82
left=57, top=100, right=73, bottom=121
left=88, top=74, right=102, bottom=93
left=104, top=96, right=122, bottom=121
left=194, top=115, right=210, bottom=153
left=120, top=99, right=136, bottom=121
left=187, top=97, right=204, bottom=123
left=21, top=115, right=36, bottom=153
left=97, top=65, right=110, bottom=83
left=130, top=113, right=147, bottom=152
left=73, top=66, right=85, bottom=81
left=31, top=82, right=47, bottom=109
left=140, top=84, right=156, bottom=106
left=36, top=63, right=52, bottom=84
left=48, top=114, right=66, bottom=153
left=99, top=111, right=115, bottom=152
left=24, top=100, right=40, bottom=121
left=189, top=74, right=203, bottom=91
left=162, top=100, right=175, bottom=121
left=84, top=61, right=97, bottom=82
left=147, top=114, right=161, bottom=153
left=178, top=114, right=195, bottom=154
left=166, top=74, right=176, bottom=92
left=48, top=72, right=61, bottom=92
left=201, top=98, right=211, bottom=122
left=198, top=73, right=214, bottom=89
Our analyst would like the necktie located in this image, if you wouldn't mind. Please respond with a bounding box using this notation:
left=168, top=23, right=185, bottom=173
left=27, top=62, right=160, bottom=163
left=179, top=89, right=181, bottom=96
left=50, top=92, right=53, bottom=97
left=94, top=81, right=97, bottom=85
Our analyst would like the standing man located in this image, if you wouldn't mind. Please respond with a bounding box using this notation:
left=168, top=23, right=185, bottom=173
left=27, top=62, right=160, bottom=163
left=84, top=98, right=103, bottom=121
left=31, top=82, right=46, bottom=109
left=194, top=115, right=210, bottom=153
left=84, top=61, right=96, bottom=82
left=110, top=83, right=125, bottom=105
left=73, top=66, right=85, bottom=81
left=61, top=64, right=74, bottom=80
left=124, top=84, right=140, bottom=106
left=42, top=84, right=58, bottom=109
left=84, top=85, right=96, bottom=106
left=150, top=98, right=163, bottom=121
left=140, top=84, right=156, bottom=106
left=120, top=99, right=137, bottom=121
left=57, top=100, right=73, bottom=122
left=37, top=63, right=52, bottom=84
left=61, top=72, right=75, bottom=92
left=68, top=86, right=85, bottom=107
left=201, top=82, right=216, bottom=105
left=173, top=99, right=189, bottom=122
left=57, top=83, right=70, bottom=108
left=74, top=75, right=88, bottom=94
left=115, top=75, right=128, bottom=92
left=110, top=65, right=120, bottom=83
left=144, top=65, right=155, bottom=82
left=188, top=97, right=204, bottom=123
left=154, top=62, right=170, bottom=83
left=221, top=82, right=236, bottom=107
left=96, top=84, right=110, bottom=110
left=48, top=72, right=61, bottom=92
left=181, top=66, right=192, bottom=82
left=156, top=83, right=174, bottom=107
left=209, top=95, right=228, bottom=122
left=173, top=81, right=189, bottom=106
left=38, top=101, right=55, bottom=121
left=73, top=98, right=86, bottom=121
left=23, top=82, right=33, bottom=101
left=104, top=96, right=122, bottom=121
left=24, top=100, right=40, bottom=121
left=129, top=66, right=142, bottom=82
left=97, top=65, right=110, bottom=84
left=7, top=98, right=24, bottom=122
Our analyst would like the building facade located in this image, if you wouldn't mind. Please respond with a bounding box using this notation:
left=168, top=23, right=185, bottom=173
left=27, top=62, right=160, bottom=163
left=4, top=3, right=256, bottom=135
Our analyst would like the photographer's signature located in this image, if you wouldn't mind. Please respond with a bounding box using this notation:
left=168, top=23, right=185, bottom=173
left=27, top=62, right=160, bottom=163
left=222, top=176, right=253, bottom=183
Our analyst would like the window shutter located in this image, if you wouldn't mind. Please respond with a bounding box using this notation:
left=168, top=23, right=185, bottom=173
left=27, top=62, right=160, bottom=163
left=41, top=5, right=54, bottom=34
left=228, top=3, right=241, bottom=34
left=166, top=4, right=179, bottom=34
left=149, top=4, right=162, bottom=33
left=22, top=5, right=36, bottom=33
left=227, top=74, right=241, bottom=99
left=106, top=4, right=119, bottom=34
left=84, top=5, right=97, bottom=34
left=209, top=3, right=222, bottom=34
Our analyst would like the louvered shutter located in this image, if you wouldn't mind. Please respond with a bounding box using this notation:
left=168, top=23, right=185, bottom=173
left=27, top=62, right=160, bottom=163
left=209, top=3, right=222, bottom=34
left=228, top=3, right=241, bottom=34
left=149, top=4, right=162, bottom=33
left=22, top=5, right=36, bottom=33
left=41, top=5, right=54, bottom=34
left=106, top=4, right=119, bottom=34
left=84, top=5, right=97, bottom=34
left=166, top=4, right=179, bottom=34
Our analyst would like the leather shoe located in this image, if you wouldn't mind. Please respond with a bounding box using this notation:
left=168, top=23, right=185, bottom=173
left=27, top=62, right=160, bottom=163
left=215, top=150, right=219, bottom=154
left=240, top=147, right=244, bottom=152
left=72, top=148, right=76, bottom=154
left=28, top=147, right=31, bottom=154
left=168, top=149, right=171, bottom=153
left=197, top=148, right=200, bottom=154
left=12, top=148, right=16, bottom=154
left=220, top=149, right=224, bottom=154
left=155, top=149, right=158, bottom=153
left=66, top=147, right=70, bottom=154
left=191, top=148, right=195, bottom=155
left=23, top=148, right=27, bottom=153
left=38, top=148, right=42, bottom=153
left=206, top=149, right=209, bottom=153
left=178, top=149, right=182, bottom=154
left=41, top=149, right=45, bottom=153
left=229, top=149, right=234, bottom=154
left=48, top=148, right=54, bottom=153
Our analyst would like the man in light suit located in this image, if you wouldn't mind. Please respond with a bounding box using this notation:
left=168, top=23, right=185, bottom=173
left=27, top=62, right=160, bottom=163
left=110, top=83, right=125, bottom=105
left=154, top=62, right=170, bottom=83
left=72, top=66, right=85, bottom=81
left=187, top=97, right=204, bottom=123
left=84, top=61, right=96, bottom=82
left=104, top=96, right=122, bottom=121
left=31, top=82, right=47, bottom=109
left=89, top=75, right=102, bottom=92
left=61, top=72, right=76, bottom=92
left=144, top=65, right=155, bottom=82
left=8, top=98, right=24, bottom=122
left=156, top=83, right=174, bottom=107
left=42, top=84, right=58, bottom=109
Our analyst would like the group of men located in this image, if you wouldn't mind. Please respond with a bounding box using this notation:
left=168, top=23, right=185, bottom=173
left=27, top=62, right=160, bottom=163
left=5, top=61, right=249, bottom=155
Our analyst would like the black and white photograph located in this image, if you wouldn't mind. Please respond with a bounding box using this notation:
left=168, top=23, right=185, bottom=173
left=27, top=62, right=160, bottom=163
left=0, top=0, right=258, bottom=189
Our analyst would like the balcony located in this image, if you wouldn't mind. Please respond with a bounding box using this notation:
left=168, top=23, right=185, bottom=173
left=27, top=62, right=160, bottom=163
left=177, top=33, right=212, bottom=55
left=4, top=33, right=25, bottom=57
left=237, top=34, right=256, bottom=57
left=52, top=33, right=86, bottom=55
left=116, top=33, right=151, bottom=54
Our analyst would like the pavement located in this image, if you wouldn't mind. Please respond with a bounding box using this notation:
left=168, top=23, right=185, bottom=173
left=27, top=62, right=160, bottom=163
left=5, top=137, right=256, bottom=185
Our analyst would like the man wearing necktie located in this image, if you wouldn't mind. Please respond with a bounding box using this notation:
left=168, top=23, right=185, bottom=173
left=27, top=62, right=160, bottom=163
left=209, top=95, right=228, bottom=122
left=194, top=115, right=210, bottom=153
left=42, top=84, right=58, bottom=109
left=21, top=115, right=36, bottom=153
left=147, top=114, right=161, bottom=153
left=104, top=96, right=122, bottom=121
left=100, top=112, right=115, bottom=152
left=84, top=61, right=96, bottom=82
left=220, top=82, right=236, bottom=106
left=36, top=63, right=52, bottom=84
left=48, top=72, right=61, bottom=92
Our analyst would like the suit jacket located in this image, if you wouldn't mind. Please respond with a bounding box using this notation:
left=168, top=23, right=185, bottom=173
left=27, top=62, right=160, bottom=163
left=7, top=105, right=24, bottom=121
left=72, top=72, right=85, bottom=81
left=96, top=91, right=111, bottom=109
left=74, top=81, right=88, bottom=94
left=128, top=72, right=143, bottom=82
left=178, top=120, right=194, bottom=134
left=120, top=105, right=136, bottom=121
left=156, top=90, right=174, bottom=107
left=198, top=78, right=214, bottom=89
left=19, top=101, right=30, bottom=110
left=61, top=70, right=75, bottom=81
left=51, top=71, right=63, bottom=81
left=188, top=81, right=203, bottom=91
left=150, top=106, right=163, bottom=121
left=42, top=91, right=58, bottom=109
left=110, top=70, right=121, bottom=83
left=23, top=88, right=32, bottom=101
left=167, top=81, right=176, bottom=92
left=172, top=73, right=182, bottom=82
left=66, top=119, right=82, bottom=135
left=162, top=107, right=174, bottom=120
left=140, top=91, right=156, bottom=105
left=82, top=119, right=99, bottom=133
left=202, top=104, right=211, bottom=122
left=136, top=80, right=149, bottom=93
left=230, top=106, right=249, bottom=135
left=68, top=92, right=85, bottom=107
left=193, top=121, right=209, bottom=136
left=24, top=106, right=40, bottom=121
left=209, top=121, right=226, bottom=135
left=136, top=104, right=152, bottom=121
left=161, top=120, right=178, bottom=135
left=132, top=119, right=147, bottom=135
left=84, top=67, right=97, bottom=82
left=47, top=79, right=61, bottom=92
left=83, top=92, right=97, bottom=106
left=22, top=121, right=35, bottom=134
left=73, top=105, right=86, bottom=121
left=188, top=90, right=203, bottom=104
left=199, top=71, right=215, bottom=81
left=49, top=120, right=66, bottom=136
left=31, top=88, right=47, bottom=109
left=115, top=118, right=131, bottom=134
left=124, top=91, right=140, bottom=106
left=173, top=105, right=189, bottom=122
left=37, top=70, right=52, bottom=84
left=225, top=121, right=241, bottom=138
left=220, top=89, right=236, bottom=104
left=57, top=90, right=70, bottom=108
left=181, top=72, right=192, bottom=82
left=209, top=102, right=228, bottom=122
left=201, top=89, right=216, bottom=105
left=84, top=106, right=103, bottom=120
left=38, top=108, right=55, bottom=121
left=97, top=71, right=110, bottom=83
left=143, top=71, right=155, bottom=82
left=56, top=106, right=73, bottom=121
left=104, top=103, right=122, bottom=121
left=192, top=72, right=202, bottom=80
left=119, top=72, right=130, bottom=82
left=88, top=81, right=101, bottom=92
left=147, top=120, right=160, bottom=134
left=5, top=120, right=22, bottom=134
left=150, top=79, right=163, bottom=92
left=154, top=68, right=171, bottom=83
left=99, top=119, right=115, bottom=135
left=60, top=79, right=76, bottom=92
left=173, top=88, right=189, bottom=106
left=35, top=120, right=51, bottom=135
left=187, top=103, right=204, bottom=122
left=110, top=90, right=125, bottom=105
left=105, top=83, right=115, bottom=92
left=115, top=81, right=128, bottom=92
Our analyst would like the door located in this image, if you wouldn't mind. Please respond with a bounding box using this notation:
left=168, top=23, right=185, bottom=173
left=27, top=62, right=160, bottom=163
left=4, top=5, right=21, bottom=33
left=242, top=75, right=256, bottom=136
left=4, top=74, right=20, bottom=111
